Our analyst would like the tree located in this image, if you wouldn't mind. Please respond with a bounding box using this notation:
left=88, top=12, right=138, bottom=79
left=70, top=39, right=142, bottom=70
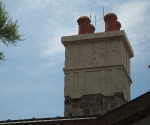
left=0, top=0, right=24, bottom=60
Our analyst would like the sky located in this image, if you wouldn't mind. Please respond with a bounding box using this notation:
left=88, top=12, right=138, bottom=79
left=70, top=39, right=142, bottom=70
left=0, top=0, right=150, bottom=121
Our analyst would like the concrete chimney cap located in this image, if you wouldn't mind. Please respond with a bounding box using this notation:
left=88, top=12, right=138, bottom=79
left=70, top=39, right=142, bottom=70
left=104, top=13, right=118, bottom=21
left=77, top=16, right=91, bottom=24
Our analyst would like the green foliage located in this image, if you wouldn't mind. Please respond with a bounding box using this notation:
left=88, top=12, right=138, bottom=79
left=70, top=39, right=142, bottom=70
left=0, top=51, right=5, bottom=60
left=0, top=0, right=24, bottom=61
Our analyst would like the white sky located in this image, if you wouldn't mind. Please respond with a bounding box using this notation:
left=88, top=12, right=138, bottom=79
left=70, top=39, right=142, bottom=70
left=0, top=0, right=150, bottom=121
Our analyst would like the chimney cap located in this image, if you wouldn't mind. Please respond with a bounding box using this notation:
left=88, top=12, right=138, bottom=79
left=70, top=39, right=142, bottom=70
left=77, top=16, right=91, bottom=24
left=104, top=13, right=118, bottom=21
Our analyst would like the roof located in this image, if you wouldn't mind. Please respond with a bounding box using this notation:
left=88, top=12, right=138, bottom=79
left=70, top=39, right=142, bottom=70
left=97, top=91, right=150, bottom=125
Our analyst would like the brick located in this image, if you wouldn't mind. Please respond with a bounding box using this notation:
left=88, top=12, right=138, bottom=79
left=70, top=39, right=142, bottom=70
left=103, top=96, right=111, bottom=104
left=84, top=95, right=94, bottom=102
left=95, top=94, right=103, bottom=103
left=117, top=101, right=124, bottom=107
left=79, top=102, right=91, bottom=108
left=110, top=102, right=117, bottom=109
left=72, top=103, right=79, bottom=108
left=65, top=96, right=71, bottom=104
left=73, top=109, right=83, bottom=116
left=101, top=105, right=108, bottom=111
left=116, top=92, right=124, bottom=99
left=116, top=98, right=124, bottom=103
left=91, top=112, right=99, bottom=115
left=64, top=111, right=69, bottom=117
left=90, top=103, right=99, bottom=108
left=92, top=108, right=100, bottom=113
left=111, top=96, right=116, bottom=102
left=83, top=109, right=90, bottom=115
left=65, top=104, right=71, bottom=112
left=79, top=96, right=84, bottom=102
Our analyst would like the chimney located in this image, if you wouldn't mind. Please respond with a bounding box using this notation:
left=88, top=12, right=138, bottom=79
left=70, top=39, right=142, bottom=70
left=116, top=21, right=121, bottom=30
left=77, top=16, right=91, bottom=34
left=104, top=13, right=117, bottom=31
left=62, top=13, right=133, bottom=117
left=89, top=24, right=95, bottom=33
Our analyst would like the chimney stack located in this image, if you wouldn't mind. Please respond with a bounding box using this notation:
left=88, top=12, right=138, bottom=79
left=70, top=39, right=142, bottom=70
left=104, top=13, right=117, bottom=31
left=77, top=16, right=95, bottom=34
left=89, top=24, right=95, bottom=33
left=116, top=21, right=121, bottom=30
left=77, top=16, right=91, bottom=34
left=62, top=12, right=133, bottom=117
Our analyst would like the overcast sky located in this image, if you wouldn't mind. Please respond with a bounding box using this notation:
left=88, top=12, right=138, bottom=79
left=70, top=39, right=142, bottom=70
left=0, top=0, right=150, bottom=121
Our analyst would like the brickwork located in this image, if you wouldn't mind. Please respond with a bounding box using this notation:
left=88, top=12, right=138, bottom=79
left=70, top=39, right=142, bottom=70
left=64, top=92, right=127, bottom=117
